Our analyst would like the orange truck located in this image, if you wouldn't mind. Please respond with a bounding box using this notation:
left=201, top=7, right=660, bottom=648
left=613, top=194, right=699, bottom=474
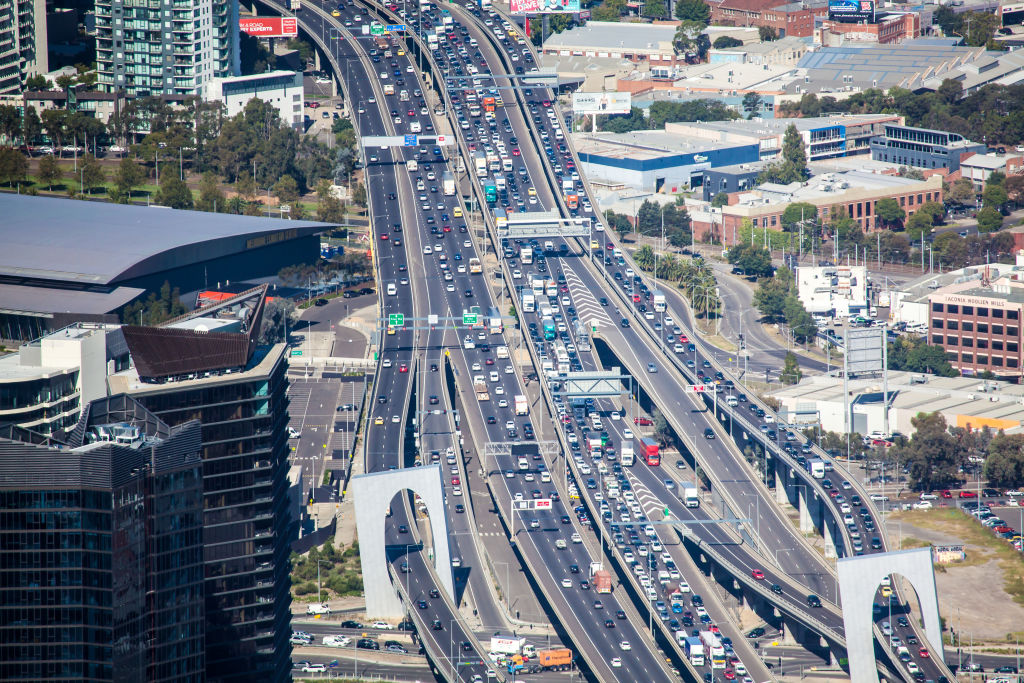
left=594, top=570, right=612, bottom=593
left=508, top=648, right=574, bottom=674
left=482, top=96, right=496, bottom=113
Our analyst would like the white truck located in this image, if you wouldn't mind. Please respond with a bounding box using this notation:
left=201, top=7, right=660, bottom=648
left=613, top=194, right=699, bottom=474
left=681, top=482, right=700, bottom=508
left=652, top=290, right=666, bottom=312
left=521, top=245, right=533, bottom=264
left=521, top=290, right=536, bottom=312
left=620, top=443, right=634, bottom=467
left=474, top=376, right=490, bottom=402
left=514, top=394, right=528, bottom=415
left=490, top=636, right=525, bottom=656
left=442, top=170, right=456, bottom=196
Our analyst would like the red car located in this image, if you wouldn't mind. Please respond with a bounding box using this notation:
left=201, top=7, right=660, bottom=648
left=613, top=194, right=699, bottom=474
left=451, top=477, right=460, bottom=486
left=512, top=148, right=521, bottom=156
left=959, top=491, right=977, bottom=498
left=398, top=363, right=409, bottom=373
left=941, top=490, right=952, bottom=498
left=634, top=417, right=653, bottom=426
left=679, top=334, right=689, bottom=343
left=919, top=647, right=930, bottom=658
left=751, top=569, right=765, bottom=580
left=379, top=233, right=389, bottom=240
left=723, top=671, right=736, bottom=680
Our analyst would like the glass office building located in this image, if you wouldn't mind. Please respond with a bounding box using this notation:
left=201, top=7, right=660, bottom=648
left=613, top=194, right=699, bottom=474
left=0, top=395, right=205, bottom=682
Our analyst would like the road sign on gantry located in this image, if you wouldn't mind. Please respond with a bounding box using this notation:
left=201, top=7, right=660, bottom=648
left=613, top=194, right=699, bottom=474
left=462, top=312, right=478, bottom=326
left=687, top=384, right=708, bottom=393
left=388, top=313, right=404, bottom=327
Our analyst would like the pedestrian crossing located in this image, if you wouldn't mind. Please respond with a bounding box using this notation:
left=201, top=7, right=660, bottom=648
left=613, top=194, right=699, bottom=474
left=561, top=262, right=612, bottom=328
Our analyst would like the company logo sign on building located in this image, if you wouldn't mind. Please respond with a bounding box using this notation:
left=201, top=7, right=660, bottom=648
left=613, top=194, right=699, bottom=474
left=510, top=0, right=581, bottom=14
left=571, top=92, right=631, bottom=115
left=827, top=0, right=874, bottom=22
left=239, top=17, right=298, bottom=38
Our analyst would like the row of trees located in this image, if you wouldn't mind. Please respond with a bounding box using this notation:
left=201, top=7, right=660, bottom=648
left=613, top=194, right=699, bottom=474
left=600, top=99, right=738, bottom=134
left=751, top=266, right=818, bottom=344
left=887, top=413, right=1024, bottom=491
left=631, top=248, right=722, bottom=319
left=776, top=81, right=1024, bottom=148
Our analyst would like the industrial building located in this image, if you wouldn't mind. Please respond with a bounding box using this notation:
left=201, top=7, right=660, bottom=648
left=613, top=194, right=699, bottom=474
left=707, top=0, right=829, bottom=38
left=203, top=70, right=304, bottom=130
left=0, top=194, right=330, bottom=341
left=796, top=265, right=869, bottom=318
left=540, top=21, right=681, bottom=66
left=770, top=370, right=1024, bottom=436
left=572, top=129, right=760, bottom=193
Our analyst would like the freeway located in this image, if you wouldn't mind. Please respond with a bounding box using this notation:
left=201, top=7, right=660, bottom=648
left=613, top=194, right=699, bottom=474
left=279, top=2, right=502, bottom=679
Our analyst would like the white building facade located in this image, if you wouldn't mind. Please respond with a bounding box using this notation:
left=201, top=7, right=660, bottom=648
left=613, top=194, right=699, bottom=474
left=203, top=70, right=304, bottom=129
left=796, top=265, right=868, bottom=317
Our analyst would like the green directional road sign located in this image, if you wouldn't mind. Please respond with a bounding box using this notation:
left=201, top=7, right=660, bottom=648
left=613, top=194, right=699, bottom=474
left=291, top=350, right=302, bottom=356
left=463, top=313, right=478, bottom=326
left=370, top=23, right=384, bottom=35
left=388, top=313, right=404, bottom=327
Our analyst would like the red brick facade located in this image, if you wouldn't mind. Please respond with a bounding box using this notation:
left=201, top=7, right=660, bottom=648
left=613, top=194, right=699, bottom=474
left=708, top=0, right=827, bottom=38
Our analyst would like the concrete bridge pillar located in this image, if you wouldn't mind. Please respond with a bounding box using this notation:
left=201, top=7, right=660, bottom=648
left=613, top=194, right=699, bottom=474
left=775, top=464, right=789, bottom=505
left=780, top=617, right=799, bottom=646
left=823, top=523, right=838, bottom=559
left=798, top=488, right=813, bottom=535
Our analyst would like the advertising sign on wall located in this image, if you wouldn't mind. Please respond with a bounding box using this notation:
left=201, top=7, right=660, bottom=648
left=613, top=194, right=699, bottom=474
left=239, top=17, right=298, bottom=37
left=509, top=0, right=581, bottom=14
left=827, top=0, right=875, bottom=22
left=571, top=92, right=631, bottom=115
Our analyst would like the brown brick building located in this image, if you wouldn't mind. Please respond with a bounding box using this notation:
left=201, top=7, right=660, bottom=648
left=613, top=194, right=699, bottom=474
left=707, top=0, right=829, bottom=38
left=928, top=274, right=1024, bottom=381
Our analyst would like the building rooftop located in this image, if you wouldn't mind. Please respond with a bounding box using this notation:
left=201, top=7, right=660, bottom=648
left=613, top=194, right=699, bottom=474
left=669, top=61, right=800, bottom=91
left=961, top=152, right=1021, bottom=169
left=733, top=169, right=927, bottom=206
left=573, top=130, right=747, bottom=160
left=0, top=194, right=331, bottom=288
left=542, top=21, right=677, bottom=54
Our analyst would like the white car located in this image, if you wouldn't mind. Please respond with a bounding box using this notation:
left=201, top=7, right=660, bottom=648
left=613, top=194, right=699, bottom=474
left=561, top=578, right=572, bottom=588
left=323, top=635, right=351, bottom=647
left=610, top=657, right=622, bottom=668
left=512, top=269, right=523, bottom=278
left=371, top=620, right=395, bottom=630
left=302, top=663, right=326, bottom=673
left=610, top=411, right=621, bottom=421
left=619, top=641, right=631, bottom=651
left=623, top=428, right=633, bottom=439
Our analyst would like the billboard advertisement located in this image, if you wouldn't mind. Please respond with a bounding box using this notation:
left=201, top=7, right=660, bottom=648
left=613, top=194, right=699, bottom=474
left=827, top=0, right=875, bottom=22
left=509, top=0, right=581, bottom=14
left=239, top=17, right=298, bottom=38
left=572, top=92, right=631, bottom=115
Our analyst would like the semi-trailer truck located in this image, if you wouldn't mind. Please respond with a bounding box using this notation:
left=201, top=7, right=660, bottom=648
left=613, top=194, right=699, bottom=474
left=507, top=648, right=572, bottom=674
left=682, top=637, right=705, bottom=666
left=593, top=570, right=612, bottom=593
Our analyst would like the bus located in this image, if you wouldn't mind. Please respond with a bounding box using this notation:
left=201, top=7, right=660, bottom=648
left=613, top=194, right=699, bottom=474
left=542, top=317, right=556, bottom=341
left=553, top=341, right=569, bottom=370
left=484, top=181, right=497, bottom=204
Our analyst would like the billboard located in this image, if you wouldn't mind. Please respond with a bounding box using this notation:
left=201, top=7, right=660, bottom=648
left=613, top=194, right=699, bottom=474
left=846, top=327, right=884, bottom=375
left=509, top=0, right=580, bottom=14
left=827, top=0, right=875, bottom=22
left=572, top=92, right=631, bottom=115
left=239, top=17, right=298, bottom=37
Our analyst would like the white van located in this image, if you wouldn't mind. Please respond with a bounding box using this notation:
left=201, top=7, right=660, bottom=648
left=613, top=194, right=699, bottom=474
left=387, top=283, right=398, bottom=296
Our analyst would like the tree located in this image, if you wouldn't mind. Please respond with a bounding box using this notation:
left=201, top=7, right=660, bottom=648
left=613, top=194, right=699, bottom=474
left=40, top=109, right=69, bottom=152
left=946, top=177, right=976, bottom=206
left=874, top=197, right=905, bottom=229
left=272, top=174, right=300, bottom=204
left=592, top=0, right=626, bottom=22
left=756, top=125, right=807, bottom=184
left=79, top=154, right=105, bottom=193
left=713, top=35, right=743, bottom=49
left=643, top=0, right=668, bottom=18
left=711, top=192, right=730, bottom=208
left=0, top=104, right=21, bottom=143
left=36, top=155, right=63, bottom=190
left=674, top=0, right=711, bottom=25
left=758, top=26, right=778, bottom=41
left=936, top=78, right=963, bottom=105
left=674, top=21, right=711, bottom=61
left=781, top=202, right=817, bottom=232
left=605, top=209, right=632, bottom=238
left=112, top=157, right=145, bottom=201
left=352, top=181, right=367, bottom=208
left=316, top=180, right=347, bottom=223
left=155, top=172, right=194, bottom=209
left=25, top=74, right=52, bottom=91
left=1005, top=175, right=1024, bottom=205
left=984, top=433, right=1024, bottom=489
left=781, top=351, right=802, bottom=385
left=727, top=242, right=773, bottom=278
left=983, top=182, right=1008, bottom=210
left=753, top=273, right=791, bottom=322
left=633, top=244, right=656, bottom=271
left=976, top=206, right=1003, bottom=233
left=196, top=171, right=226, bottom=212
left=600, top=107, right=647, bottom=134
left=0, top=147, right=28, bottom=186
left=741, top=92, right=763, bottom=117
left=887, top=335, right=957, bottom=377
left=905, top=210, right=935, bottom=241
left=893, top=412, right=962, bottom=491
left=235, top=171, right=257, bottom=201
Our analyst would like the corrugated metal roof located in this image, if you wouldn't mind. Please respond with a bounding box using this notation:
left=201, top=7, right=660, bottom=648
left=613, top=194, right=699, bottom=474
left=0, top=195, right=332, bottom=286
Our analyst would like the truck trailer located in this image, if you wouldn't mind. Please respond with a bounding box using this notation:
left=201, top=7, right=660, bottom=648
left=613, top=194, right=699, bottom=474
left=681, top=482, right=700, bottom=508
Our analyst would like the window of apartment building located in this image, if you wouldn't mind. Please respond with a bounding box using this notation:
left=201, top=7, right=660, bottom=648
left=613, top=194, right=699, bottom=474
left=932, top=334, right=943, bottom=345
left=947, top=304, right=959, bottom=314
left=993, top=324, right=1003, bottom=335
left=947, top=336, right=958, bottom=346
left=993, top=340, right=1004, bottom=351
left=993, top=309, right=1004, bottom=319
left=946, top=320, right=958, bottom=330
left=977, top=339, right=988, bottom=349
left=977, top=355, right=988, bottom=365
left=926, top=192, right=932, bottom=202
left=1009, top=310, right=1020, bottom=320
left=932, top=319, right=943, bottom=328
left=961, top=352, right=973, bottom=363
left=1009, top=342, right=1019, bottom=353
left=992, top=357, right=1004, bottom=367
left=963, top=306, right=973, bottom=315
left=978, top=307, right=989, bottom=317
left=932, top=303, right=942, bottom=313
left=978, top=323, right=988, bottom=333
left=1009, top=358, right=1019, bottom=368
left=917, top=194, right=923, bottom=204
left=962, top=321, right=973, bottom=331
left=1010, top=327, right=1019, bottom=337
left=961, top=338, right=973, bottom=347
left=900, top=196, right=906, bottom=207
